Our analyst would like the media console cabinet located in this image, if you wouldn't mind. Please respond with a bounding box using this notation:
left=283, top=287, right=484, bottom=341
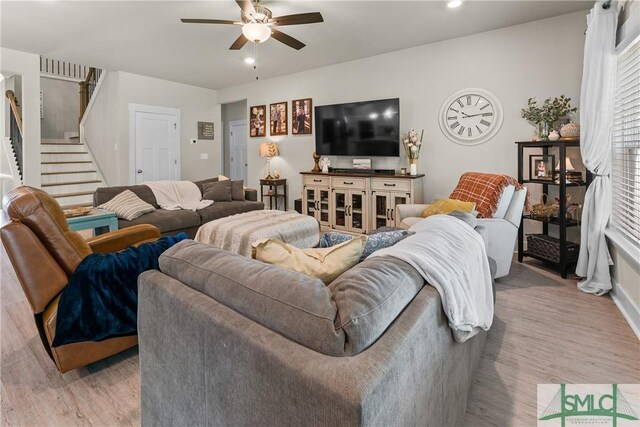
left=300, top=171, right=424, bottom=233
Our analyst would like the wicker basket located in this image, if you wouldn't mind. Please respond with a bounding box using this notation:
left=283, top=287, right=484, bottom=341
left=526, top=234, right=579, bottom=264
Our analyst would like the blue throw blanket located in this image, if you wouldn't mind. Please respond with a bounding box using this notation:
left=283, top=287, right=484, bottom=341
left=52, top=233, right=188, bottom=347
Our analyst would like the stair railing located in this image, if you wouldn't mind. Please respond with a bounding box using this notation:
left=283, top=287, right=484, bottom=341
left=79, top=67, right=102, bottom=125
left=5, top=90, right=23, bottom=180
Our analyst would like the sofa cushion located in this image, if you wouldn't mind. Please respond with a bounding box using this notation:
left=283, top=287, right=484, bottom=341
left=252, top=237, right=365, bottom=285
left=94, top=185, right=159, bottom=208
left=194, top=177, right=219, bottom=195
left=119, top=209, right=201, bottom=233
left=196, top=200, right=264, bottom=223
left=319, top=230, right=411, bottom=261
left=421, top=198, right=475, bottom=217
left=231, top=180, right=245, bottom=201
left=98, top=189, right=156, bottom=220
left=202, top=181, right=232, bottom=202
left=159, top=240, right=345, bottom=356
left=329, top=255, right=425, bottom=355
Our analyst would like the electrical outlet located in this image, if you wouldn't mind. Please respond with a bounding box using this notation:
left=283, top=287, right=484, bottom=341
left=190, top=139, right=197, bottom=145
left=200, top=153, right=209, bottom=160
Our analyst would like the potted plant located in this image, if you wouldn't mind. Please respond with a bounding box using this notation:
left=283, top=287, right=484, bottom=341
left=522, top=95, right=577, bottom=140
left=403, top=129, right=424, bottom=175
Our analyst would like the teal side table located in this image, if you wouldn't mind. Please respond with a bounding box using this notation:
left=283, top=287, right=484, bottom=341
left=67, top=209, right=118, bottom=235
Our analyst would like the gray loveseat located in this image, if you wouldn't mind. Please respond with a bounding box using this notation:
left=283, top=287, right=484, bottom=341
left=138, top=239, right=488, bottom=426
left=93, top=178, right=264, bottom=238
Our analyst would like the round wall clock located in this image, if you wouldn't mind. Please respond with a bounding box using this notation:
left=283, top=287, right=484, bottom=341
left=439, top=88, right=503, bottom=145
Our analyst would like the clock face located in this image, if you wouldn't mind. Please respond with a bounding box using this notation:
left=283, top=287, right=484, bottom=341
left=439, top=88, right=503, bottom=145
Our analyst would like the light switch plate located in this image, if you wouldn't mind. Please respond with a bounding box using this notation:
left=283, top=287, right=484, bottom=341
left=190, top=139, right=197, bottom=145
left=200, top=153, right=209, bottom=160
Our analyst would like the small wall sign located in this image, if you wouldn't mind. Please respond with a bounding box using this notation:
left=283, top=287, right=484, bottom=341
left=198, top=121, right=215, bottom=140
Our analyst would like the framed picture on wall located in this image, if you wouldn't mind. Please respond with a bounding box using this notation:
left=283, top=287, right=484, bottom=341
left=529, top=155, right=555, bottom=182
left=250, top=105, right=266, bottom=137
left=292, top=98, right=312, bottom=135
left=269, top=102, right=288, bottom=136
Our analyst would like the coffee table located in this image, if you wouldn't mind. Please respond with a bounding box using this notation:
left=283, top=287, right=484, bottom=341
left=67, top=208, right=118, bottom=235
left=195, top=210, right=320, bottom=257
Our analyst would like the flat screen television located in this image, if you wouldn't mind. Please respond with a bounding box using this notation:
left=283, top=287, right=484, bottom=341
left=315, top=98, right=400, bottom=157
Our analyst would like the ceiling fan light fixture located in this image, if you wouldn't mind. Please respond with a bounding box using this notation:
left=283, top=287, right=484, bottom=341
left=242, top=23, right=271, bottom=43
left=447, top=0, right=463, bottom=8
left=244, top=57, right=256, bottom=64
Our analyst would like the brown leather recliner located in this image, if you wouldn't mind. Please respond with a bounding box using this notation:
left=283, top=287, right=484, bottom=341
left=1, top=186, right=161, bottom=373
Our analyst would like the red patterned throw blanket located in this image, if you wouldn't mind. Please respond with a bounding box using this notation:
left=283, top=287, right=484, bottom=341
left=449, top=172, right=527, bottom=218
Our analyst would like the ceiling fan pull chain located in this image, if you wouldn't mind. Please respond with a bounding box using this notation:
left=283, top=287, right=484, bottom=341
left=254, top=42, right=259, bottom=80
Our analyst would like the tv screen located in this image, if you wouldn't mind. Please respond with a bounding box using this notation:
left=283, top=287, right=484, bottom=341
left=315, top=98, right=400, bottom=157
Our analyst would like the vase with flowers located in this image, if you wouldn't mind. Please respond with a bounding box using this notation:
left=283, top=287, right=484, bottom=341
left=521, top=95, right=577, bottom=141
left=403, top=128, right=423, bottom=175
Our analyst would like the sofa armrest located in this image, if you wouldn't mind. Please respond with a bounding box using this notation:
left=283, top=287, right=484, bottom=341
left=244, top=188, right=258, bottom=202
left=396, top=204, right=429, bottom=222
left=87, top=224, right=161, bottom=253
left=476, top=218, right=518, bottom=279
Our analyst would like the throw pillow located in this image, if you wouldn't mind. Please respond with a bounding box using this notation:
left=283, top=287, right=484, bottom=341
left=319, top=230, right=410, bottom=261
left=202, top=180, right=232, bottom=202
left=218, top=175, right=230, bottom=181
left=252, top=237, right=366, bottom=284
left=98, top=189, right=155, bottom=220
left=231, top=180, right=245, bottom=201
left=447, top=210, right=478, bottom=228
left=421, top=198, right=476, bottom=217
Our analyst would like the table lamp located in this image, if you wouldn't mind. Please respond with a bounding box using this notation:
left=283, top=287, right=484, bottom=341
left=260, top=142, right=279, bottom=179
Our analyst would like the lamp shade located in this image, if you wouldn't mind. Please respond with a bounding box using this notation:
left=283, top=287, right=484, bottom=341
left=242, top=23, right=271, bottom=43
left=555, top=157, right=576, bottom=171
left=260, top=142, right=279, bottom=157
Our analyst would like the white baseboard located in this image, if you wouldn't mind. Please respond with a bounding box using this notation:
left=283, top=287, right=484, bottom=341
left=611, top=278, right=640, bottom=340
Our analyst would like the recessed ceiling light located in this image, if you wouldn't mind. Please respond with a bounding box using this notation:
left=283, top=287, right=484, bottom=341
left=244, top=57, right=255, bottom=65
left=447, top=0, right=463, bottom=8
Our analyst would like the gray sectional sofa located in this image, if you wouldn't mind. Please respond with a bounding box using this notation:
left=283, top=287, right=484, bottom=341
left=138, top=239, right=488, bottom=426
left=93, top=178, right=264, bottom=238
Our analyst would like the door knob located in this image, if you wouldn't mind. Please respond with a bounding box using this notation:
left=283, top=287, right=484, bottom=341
left=137, top=169, right=142, bottom=174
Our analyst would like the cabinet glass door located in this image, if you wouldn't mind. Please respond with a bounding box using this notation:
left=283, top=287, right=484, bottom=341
left=374, top=193, right=389, bottom=229
left=350, top=192, right=365, bottom=233
left=305, top=188, right=316, bottom=218
left=318, top=188, right=330, bottom=225
left=333, top=190, right=347, bottom=229
left=391, top=194, right=410, bottom=225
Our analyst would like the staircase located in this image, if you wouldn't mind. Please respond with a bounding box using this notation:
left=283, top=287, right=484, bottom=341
left=40, top=135, right=104, bottom=208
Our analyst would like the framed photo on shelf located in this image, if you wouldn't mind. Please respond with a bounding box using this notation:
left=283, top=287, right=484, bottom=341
left=292, top=98, right=312, bottom=135
left=269, top=102, right=288, bottom=136
left=250, top=105, right=266, bottom=137
left=529, top=154, right=555, bottom=182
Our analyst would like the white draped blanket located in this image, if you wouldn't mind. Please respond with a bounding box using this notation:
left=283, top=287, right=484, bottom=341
left=195, top=210, right=320, bottom=257
left=369, top=215, right=494, bottom=342
left=143, top=180, right=213, bottom=212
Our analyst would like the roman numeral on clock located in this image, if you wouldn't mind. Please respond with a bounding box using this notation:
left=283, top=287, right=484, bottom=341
left=476, top=125, right=483, bottom=134
left=480, top=103, right=491, bottom=110
left=450, top=121, right=460, bottom=130
left=457, top=99, right=464, bottom=108
left=466, top=96, right=471, bottom=105
left=468, top=128, right=472, bottom=137
left=480, top=119, right=491, bottom=127
left=447, top=116, right=458, bottom=120
left=458, top=126, right=465, bottom=135
left=450, top=108, right=459, bottom=113
left=482, top=112, right=493, bottom=117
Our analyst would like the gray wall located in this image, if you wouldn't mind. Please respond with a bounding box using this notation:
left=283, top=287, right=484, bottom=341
left=40, top=76, right=79, bottom=139
left=221, top=100, right=247, bottom=176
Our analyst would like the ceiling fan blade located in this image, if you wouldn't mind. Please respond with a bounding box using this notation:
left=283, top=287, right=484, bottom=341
left=229, top=34, right=249, bottom=50
left=272, top=12, right=324, bottom=26
left=235, top=0, right=256, bottom=16
left=271, top=28, right=305, bottom=50
left=181, top=18, right=240, bottom=25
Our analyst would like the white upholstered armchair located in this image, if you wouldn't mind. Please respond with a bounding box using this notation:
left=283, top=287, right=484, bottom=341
left=396, top=187, right=527, bottom=279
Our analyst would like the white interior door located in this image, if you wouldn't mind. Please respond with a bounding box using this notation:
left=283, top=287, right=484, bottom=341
left=130, top=104, right=180, bottom=184
left=229, top=120, right=248, bottom=182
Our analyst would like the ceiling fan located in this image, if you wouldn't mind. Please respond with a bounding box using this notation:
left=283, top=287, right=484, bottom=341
left=181, top=0, right=324, bottom=50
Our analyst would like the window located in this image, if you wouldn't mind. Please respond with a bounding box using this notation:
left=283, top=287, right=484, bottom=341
left=612, top=36, right=640, bottom=245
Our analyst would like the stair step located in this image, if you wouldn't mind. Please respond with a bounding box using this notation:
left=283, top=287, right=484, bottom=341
left=42, top=170, right=97, bottom=175
left=41, top=142, right=83, bottom=145
left=41, top=180, right=101, bottom=187
left=69, top=136, right=79, bottom=140
left=42, top=161, right=93, bottom=164
left=43, top=151, right=88, bottom=155
left=61, top=202, right=94, bottom=209
left=51, top=190, right=95, bottom=198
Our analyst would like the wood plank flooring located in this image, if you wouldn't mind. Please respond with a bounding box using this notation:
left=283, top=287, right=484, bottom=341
left=1, top=243, right=638, bottom=426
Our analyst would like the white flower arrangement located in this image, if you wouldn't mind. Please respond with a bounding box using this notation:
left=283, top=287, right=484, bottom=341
left=403, top=128, right=424, bottom=160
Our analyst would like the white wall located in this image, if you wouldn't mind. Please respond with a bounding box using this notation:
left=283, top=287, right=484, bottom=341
left=218, top=11, right=587, bottom=214
left=40, top=76, right=79, bottom=139
left=1, top=48, right=41, bottom=187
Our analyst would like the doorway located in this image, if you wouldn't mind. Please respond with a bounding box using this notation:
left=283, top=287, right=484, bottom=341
left=129, top=104, right=180, bottom=184
left=228, top=120, right=248, bottom=182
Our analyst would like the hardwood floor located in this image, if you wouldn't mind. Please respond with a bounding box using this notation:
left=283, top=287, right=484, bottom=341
left=1, top=244, right=638, bottom=426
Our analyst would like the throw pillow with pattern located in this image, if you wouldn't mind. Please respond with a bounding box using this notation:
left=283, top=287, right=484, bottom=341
left=98, top=189, right=155, bottom=221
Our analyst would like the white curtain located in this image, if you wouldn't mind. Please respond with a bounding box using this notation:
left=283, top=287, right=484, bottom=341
left=576, top=1, right=618, bottom=295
